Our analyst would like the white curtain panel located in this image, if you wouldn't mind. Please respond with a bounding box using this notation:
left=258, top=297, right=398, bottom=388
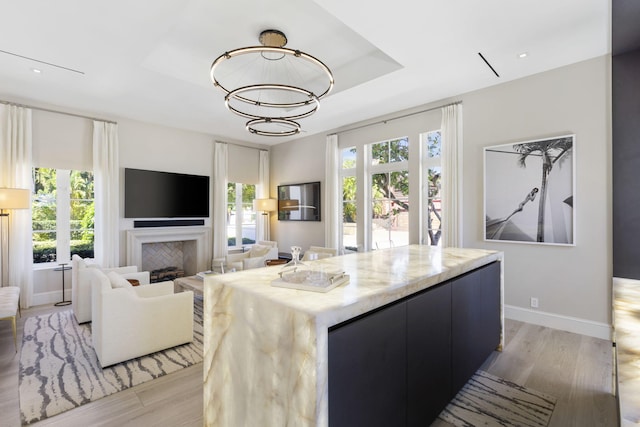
left=92, top=121, right=120, bottom=267
left=324, top=134, right=340, bottom=249
left=212, top=142, right=228, bottom=259
left=256, top=150, right=270, bottom=242
left=441, top=104, right=463, bottom=248
left=0, top=104, right=34, bottom=307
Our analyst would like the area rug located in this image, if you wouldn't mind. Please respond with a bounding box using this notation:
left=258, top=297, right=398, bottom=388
left=438, top=370, right=556, bottom=427
left=19, top=297, right=203, bottom=425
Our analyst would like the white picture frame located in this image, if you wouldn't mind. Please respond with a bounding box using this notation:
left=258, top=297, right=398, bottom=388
left=484, top=134, right=575, bottom=245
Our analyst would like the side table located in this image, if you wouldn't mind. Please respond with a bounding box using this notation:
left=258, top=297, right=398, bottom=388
left=54, top=263, right=72, bottom=306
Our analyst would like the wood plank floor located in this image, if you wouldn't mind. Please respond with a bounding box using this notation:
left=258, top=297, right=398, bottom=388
left=1, top=304, right=618, bottom=426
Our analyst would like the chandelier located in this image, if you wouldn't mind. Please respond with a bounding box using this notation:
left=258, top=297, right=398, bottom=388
left=210, top=29, right=334, bottom=137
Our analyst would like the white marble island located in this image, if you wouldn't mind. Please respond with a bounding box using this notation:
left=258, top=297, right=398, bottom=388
left=203, top=245, right=503, bottom=427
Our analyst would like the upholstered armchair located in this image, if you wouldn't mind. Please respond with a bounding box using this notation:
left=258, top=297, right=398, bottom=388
left=223, top=240, right=279, bottom=271
left=90, top=268, right=194, bottom=368
left=71, top=255, right=148, bottom=323
left=302, top=246, right=338, bottom=261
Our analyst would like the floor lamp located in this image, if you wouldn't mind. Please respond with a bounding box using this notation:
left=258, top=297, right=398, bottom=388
left=0, top=188, right=30, bottom=287
left=253, top=198, right=277, bottom=241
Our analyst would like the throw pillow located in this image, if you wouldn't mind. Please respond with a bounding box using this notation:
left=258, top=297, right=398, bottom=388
left=107, top=271, right=133, bottom=289
left=249, top=244, right=270, bottom=257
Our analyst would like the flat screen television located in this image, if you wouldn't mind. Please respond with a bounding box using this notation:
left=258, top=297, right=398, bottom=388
left=124, top=168, right=210, bottom=218
left=277, top=181, right=321, bottom=221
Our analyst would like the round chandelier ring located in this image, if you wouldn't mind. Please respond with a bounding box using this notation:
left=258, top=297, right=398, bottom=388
left=224, top=84, right=320, bottom=120
left=210, top=46, right=335, bottom=101
left=245, top=118, right=301, bottom=137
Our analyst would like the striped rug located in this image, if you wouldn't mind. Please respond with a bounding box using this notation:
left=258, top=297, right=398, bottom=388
left=439, top=370, right=556, bottom=427
left=19, top=297, right=203, bottom=425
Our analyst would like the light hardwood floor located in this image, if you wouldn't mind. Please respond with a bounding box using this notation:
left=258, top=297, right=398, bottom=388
left=1, top=304, right=618, bottom=427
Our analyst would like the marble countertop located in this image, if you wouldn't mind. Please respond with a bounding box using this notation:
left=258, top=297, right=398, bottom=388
left=204, top=245, right=502, bottom=329
left=203, top=245, right=503, bottom=427
left=613, top=278, right=640, bottom=425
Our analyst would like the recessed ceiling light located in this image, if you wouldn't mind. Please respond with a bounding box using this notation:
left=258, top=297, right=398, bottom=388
left=518, top=52, right=528, bottom=59
left=31, top=68, right=42, bottom=73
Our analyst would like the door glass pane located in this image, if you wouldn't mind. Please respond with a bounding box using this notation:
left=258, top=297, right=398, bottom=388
left=371, top=141, right=389, bottom=165
left=427, top=167, right=442, bottom=246
left=342, top=147, right=356, bottom=169
left=427, top=132, right=441, bottom=158
left=390, top=137, right=409, bottom=162
left=342, top=176, right=357, bottom=252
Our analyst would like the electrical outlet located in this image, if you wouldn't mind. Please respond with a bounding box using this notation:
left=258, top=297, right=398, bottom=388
left=530, top=297, right=539, bottom=308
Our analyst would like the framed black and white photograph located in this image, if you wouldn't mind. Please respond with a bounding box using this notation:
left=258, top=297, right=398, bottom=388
left=484, top=134, right=575, bottom=245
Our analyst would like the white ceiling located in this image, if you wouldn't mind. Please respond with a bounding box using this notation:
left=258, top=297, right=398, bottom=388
left=0, top=0, right=610, bottom=146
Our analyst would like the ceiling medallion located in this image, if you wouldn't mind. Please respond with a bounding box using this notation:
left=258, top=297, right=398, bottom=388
left=210, top=29, right=334, bottom=137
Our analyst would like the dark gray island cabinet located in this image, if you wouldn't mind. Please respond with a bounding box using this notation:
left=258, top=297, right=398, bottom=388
left=204, top=246, right=503, bottom=427
left=329, top=261, right=501, bottom=427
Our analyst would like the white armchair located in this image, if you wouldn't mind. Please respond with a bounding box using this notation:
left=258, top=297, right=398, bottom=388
left=72, top=255, right=146, bottom=323
left=224, top=240, right=279, bottom=271
left=90, top=268, right=194, bottom=368
left=302, top=246, right=338, bottom=261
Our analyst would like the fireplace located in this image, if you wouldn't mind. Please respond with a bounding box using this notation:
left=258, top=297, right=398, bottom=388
left=126, top=227, right=211, bottom=277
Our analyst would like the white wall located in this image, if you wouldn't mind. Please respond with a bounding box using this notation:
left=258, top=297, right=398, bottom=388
left=272, top=55, right=611, bottom=338
left=270, top=136, right=326, bottom=252
left=462, top=56, right=611, bottom=336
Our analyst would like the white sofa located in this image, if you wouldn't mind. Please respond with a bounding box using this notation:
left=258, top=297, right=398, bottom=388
left=222, top=240, right=279, bottom=271
left=90, top=268, right=194, bottom=368
left=302, top=246, right=338, bottom=261
left=71, top=255, right=149, bottom=323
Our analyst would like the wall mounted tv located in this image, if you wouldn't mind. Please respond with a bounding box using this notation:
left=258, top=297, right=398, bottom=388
left=124, top=168, right=210, bottom=218
left=277, top=181, right=321, bottom=221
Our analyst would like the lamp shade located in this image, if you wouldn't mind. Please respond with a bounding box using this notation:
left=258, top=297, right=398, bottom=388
left=253, top=198, right=277, bottom=212
left=0, top=188, right=30, bottom=210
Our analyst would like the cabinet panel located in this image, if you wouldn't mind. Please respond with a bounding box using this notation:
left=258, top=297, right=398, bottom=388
left=329, top=302, right=407, bottom=427
left=407, top=281, right=452, bottom=426
left=451, top=262, right=501, bottom=394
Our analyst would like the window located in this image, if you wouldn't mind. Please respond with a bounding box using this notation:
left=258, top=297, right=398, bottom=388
left=423, top=131, right=442, bottom=246
left=341, top=147, right=357, bottom=252
left=32, top=168, right=94, bottom=264
left=227, top=182, right=257, bottom=248
left=370, top=137, right=409, bottom=249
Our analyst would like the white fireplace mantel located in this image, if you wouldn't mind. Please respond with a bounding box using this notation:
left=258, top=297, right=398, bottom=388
left=126, top=227, right=211, bottom=274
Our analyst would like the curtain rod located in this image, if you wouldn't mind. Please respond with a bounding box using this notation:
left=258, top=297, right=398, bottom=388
left=0, top=99, right=118, bottom=125
left=214, top=140, right=269, bottom=152
left=329, top=100, right=462, bottom=136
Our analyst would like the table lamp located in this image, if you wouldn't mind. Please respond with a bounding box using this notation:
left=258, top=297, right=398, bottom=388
left=253, top=198, right=277, bottom=241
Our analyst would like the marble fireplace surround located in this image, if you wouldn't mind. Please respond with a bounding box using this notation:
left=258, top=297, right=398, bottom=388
left=126, top=227, right=211, bottom=276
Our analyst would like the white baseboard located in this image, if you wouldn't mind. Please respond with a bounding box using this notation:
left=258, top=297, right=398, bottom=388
left=504, top=304, right=612, bottom=340
left=31, top=290, right=72, bottom=307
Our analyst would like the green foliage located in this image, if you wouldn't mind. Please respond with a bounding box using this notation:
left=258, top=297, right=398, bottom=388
left=227, top=237, right=256, bottom=246
left=342, top=176, right=356, bottom=223
left=32, top=240, right=94, bottom=263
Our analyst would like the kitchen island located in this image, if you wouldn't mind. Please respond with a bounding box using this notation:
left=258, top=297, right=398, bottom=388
left=203, top=245, right=503, bottom=426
